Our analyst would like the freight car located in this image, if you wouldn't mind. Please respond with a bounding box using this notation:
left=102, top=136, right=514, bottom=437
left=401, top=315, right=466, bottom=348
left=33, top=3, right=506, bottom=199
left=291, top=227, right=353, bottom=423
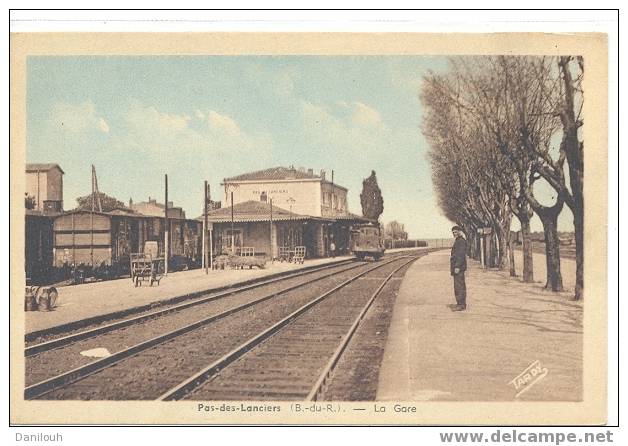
left=349, top=222, right=385, bottom=261
left=48, top=209, right=201, bottom=282
left=25, top=210, right=56, bottom=285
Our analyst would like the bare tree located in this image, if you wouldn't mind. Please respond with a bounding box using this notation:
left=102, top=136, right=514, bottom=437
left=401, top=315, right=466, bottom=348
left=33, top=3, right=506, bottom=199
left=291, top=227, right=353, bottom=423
left=423, top=56, right=574, bottom=293
left=423, top=67, right=513, bottom=270
left=557, top=56, right=584, bottom=299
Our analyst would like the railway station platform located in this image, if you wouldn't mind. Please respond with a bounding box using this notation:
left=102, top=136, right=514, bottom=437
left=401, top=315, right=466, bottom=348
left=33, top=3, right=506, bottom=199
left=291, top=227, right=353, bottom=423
left=24, top=256, right=352, bottom=335
left=377, top=249, right=582, bottom=401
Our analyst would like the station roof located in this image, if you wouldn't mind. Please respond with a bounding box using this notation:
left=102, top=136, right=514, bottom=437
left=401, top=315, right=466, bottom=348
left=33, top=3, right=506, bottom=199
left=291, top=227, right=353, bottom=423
left=56, top=207, right=192, bottom=221
left=25, top=209, right=62, bottom=218
left=200, top=200, right=371, bottom=224
left=200, top=200, right=310, bottom=223
left=224, top=166, right=319, bottom=182
left=26, top=163, right=65, bottom=174
left=223, top=166, right=348, bottom=191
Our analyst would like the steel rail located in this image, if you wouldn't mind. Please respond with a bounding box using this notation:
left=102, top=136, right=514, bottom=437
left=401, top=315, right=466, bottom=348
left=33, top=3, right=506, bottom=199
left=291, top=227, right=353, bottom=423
left=306, top=256, right=418, bottom=401
left=24, top=260, right=367, bottom=400
left=25, top=259, right=356, bottom=357
left=157, top=256, right=411, bottom=401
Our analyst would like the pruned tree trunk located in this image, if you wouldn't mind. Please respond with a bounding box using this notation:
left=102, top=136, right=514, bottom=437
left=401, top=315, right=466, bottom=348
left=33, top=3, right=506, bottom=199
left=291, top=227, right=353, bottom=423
left=496, top=213, right=511, bottom=271
left=558, top=56, right=584, bottom=301
left=468, top=231, right=477, bottom=260
left=573, top=212, right=584, bottom=299
left=519, top=217, right=534, bottom=283
left=508, top=230, right=517, bottom=276
left=489, top=231, right=499, bottom=268
left=538, top=209, right=564, bottom=292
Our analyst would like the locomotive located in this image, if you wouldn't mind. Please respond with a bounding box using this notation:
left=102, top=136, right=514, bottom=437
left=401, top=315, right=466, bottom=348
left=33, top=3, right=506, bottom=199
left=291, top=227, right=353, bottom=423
left=349, top=222, right=385, bottom=261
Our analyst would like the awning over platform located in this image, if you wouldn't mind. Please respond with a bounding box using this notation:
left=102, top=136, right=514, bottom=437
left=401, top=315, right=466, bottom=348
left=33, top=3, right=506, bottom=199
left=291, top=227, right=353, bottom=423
left=198, top=200, right=371, bottom=224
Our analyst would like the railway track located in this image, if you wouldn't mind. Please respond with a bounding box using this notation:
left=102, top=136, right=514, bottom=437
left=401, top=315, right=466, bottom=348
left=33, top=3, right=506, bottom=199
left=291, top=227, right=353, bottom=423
left=25, top=260, right=363, bottom=388
left=26, top=258, right=356, bottom=349
left=25, top=252, right=425, bottom=400
left=166, top=256, right=418, bottom=401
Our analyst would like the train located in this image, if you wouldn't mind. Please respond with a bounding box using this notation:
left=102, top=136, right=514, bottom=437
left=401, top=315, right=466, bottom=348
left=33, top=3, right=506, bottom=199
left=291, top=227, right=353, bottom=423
left=349, top=222, right=385, bottom=261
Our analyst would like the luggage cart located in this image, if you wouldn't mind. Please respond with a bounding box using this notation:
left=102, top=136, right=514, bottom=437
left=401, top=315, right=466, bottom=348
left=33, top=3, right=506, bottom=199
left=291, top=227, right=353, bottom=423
left=130, top=253, right=164, bottom=287
left=292, top=246, right=306, bottom=264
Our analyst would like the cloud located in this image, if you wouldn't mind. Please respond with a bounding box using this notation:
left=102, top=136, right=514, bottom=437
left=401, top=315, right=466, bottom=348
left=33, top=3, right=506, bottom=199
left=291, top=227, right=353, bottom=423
left=274, top=71, right=295, bottom=97
left=124, top=103, right=189, bottom=136
left=352, top=102, right=382, bottom=127
left=51, top=100, right=109, bottom=134
left=300, top=100, right=385, bottom=139
left=98, top=118, right=110, bottom=133
left=117, top=101, right=271, bottom=160
left=207, top=110, right=240, bottom=134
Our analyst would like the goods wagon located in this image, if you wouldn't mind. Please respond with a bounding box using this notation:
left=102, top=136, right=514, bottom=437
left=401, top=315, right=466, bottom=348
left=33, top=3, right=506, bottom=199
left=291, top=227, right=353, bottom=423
left=52, top=210, right=201, bottom=279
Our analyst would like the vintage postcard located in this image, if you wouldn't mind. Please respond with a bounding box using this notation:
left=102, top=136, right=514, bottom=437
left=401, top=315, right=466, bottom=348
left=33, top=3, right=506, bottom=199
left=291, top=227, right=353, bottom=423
left=10, top=31, right=608, bottom=425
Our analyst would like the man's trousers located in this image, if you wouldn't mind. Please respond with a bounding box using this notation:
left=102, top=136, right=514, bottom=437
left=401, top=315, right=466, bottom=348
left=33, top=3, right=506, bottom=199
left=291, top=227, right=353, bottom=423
left=453, top=272, right=466, bottom=307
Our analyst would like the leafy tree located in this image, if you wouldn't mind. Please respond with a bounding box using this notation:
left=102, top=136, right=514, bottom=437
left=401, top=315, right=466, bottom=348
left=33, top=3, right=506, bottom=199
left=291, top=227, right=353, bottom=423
left=74, top=192, right=126, bottom=212
left=25, top=193, right=36, bottom=210
left=360, top=170, right=384, bottom=221
left=385, top=221, right=408, bottom=241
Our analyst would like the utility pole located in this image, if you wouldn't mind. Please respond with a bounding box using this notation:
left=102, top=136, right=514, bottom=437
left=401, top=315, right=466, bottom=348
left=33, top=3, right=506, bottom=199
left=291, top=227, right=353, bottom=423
left=331, top=170, right=335, bottom=250
left=208, top=183, right=213, bottom=271
left=287, top=197, right=295, bottom=249
left=164, top=174, right=169, bottom=275
left=270, top=198, right=274, bottom=263
left=231, top=190, right=235, bottom=254
left=331, top=170, right=335, bottom=214
left=89, top=164, right=102, bottom=268
left=90, top=169, right=94, bottom=268
left=203, top=180, right=208, bottom=274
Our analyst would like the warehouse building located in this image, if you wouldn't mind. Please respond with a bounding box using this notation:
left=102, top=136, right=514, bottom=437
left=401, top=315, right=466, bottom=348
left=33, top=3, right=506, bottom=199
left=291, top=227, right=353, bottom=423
left=25, top=163, right=64, bottom=213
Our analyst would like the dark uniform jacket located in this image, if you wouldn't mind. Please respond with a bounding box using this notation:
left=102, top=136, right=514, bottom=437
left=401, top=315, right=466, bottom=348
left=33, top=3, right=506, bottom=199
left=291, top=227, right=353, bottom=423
left=450, top=236, right=467, bottom=276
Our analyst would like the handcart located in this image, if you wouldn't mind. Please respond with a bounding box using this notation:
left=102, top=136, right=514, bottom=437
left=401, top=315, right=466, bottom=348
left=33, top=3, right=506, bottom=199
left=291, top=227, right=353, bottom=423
left=130, top=253, right=164, bottom=287
left=292, top=246, right=306, bottom=264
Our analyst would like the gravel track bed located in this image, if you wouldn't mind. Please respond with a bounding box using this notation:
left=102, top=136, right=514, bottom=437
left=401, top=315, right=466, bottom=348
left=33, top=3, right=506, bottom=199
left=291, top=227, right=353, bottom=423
left=26, top=262, right=357, bottom=348
left=321, top=261, right=416, bottom=400
left=26, top=262, right=362, bottom=386
left=37, top=270, right=363, bottom=400
left=183, top=258, right=413, bottom=401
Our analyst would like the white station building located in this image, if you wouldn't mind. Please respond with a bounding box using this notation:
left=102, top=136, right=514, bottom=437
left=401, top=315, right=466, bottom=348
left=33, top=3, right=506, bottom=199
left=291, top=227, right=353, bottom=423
left=203, top=166, right=368, bottom=259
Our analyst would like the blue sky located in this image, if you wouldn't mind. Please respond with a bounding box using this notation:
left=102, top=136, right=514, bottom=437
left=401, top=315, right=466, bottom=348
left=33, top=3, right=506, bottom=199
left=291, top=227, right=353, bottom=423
left=26, top=56, right=573, bottom=238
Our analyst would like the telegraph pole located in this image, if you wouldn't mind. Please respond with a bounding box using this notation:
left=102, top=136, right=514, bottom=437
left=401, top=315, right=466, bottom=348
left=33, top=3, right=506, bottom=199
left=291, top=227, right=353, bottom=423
left=203, top=180, right=208, bottom=273
left=164, top=174, right=169, bottom=275
left=208, top=184, right=213, bottom=271
left=230, top=190, right=235, bottom=254
left=270, top=198, right=274, bottom=263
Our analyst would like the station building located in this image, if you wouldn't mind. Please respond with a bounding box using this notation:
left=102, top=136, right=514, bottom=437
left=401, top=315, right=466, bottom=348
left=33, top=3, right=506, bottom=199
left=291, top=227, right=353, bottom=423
left=203, top=166, right=369, bottom=259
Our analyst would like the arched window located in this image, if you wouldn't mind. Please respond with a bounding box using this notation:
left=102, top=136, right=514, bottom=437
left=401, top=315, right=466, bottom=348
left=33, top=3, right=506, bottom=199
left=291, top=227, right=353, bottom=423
left=260, top=191, right=267, bottom=202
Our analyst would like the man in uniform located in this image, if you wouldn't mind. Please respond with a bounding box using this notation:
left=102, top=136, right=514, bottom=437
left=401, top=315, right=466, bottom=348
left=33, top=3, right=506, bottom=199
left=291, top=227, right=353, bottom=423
left=450, top=225, right=467, bottom=311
